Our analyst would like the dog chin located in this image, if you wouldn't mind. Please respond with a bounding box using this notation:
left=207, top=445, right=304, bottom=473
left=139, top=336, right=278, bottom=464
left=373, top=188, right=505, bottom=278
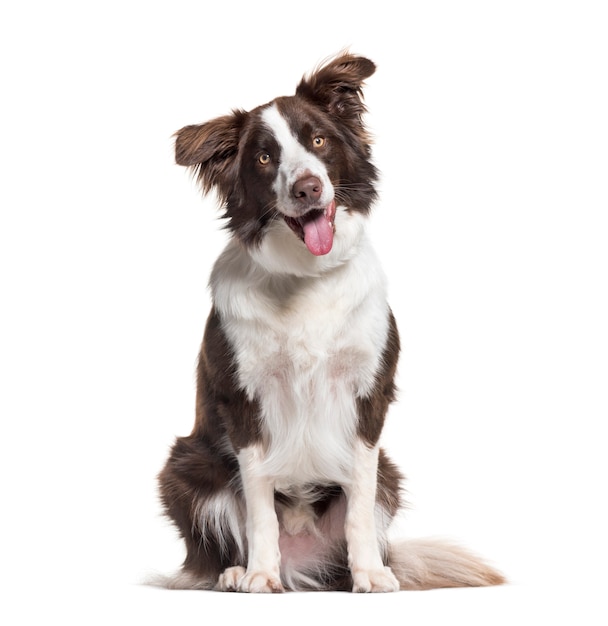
left=250, top=207, right=367, bottom=277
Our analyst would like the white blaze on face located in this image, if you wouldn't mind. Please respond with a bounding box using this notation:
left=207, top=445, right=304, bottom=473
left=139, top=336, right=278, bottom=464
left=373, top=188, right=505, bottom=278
left=260, top=105, right=334, bottom=218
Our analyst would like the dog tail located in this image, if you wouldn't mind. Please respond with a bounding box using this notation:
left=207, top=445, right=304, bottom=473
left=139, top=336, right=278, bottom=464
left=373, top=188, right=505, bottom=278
left=148, top=540, right=504, bottom=592
left=387, top=538, right=505, bottom=590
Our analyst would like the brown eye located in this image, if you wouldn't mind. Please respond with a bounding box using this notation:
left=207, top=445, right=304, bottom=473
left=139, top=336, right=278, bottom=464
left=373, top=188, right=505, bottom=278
left=313, top=136, right=326, bottom=148
left=258, top=153, right=271, bottom=165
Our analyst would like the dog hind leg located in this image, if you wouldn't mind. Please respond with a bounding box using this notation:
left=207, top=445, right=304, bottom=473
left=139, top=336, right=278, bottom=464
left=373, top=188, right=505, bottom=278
left=157, top=435, right=246, bottom=589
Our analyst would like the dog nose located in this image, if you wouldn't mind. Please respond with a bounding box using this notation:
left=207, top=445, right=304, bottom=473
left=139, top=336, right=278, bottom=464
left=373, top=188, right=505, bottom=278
left=292, top=176, right=322, bottom=204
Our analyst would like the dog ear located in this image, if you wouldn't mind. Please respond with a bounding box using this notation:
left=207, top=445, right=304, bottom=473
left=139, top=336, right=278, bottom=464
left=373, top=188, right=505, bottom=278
left=295, top=52, right=376, bottom=122
left=174, top=110, right=246, bottom=193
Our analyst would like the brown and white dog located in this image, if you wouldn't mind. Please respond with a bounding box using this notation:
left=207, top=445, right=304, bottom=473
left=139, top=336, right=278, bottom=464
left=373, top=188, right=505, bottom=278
left=158, top=53, right=504, bottom=592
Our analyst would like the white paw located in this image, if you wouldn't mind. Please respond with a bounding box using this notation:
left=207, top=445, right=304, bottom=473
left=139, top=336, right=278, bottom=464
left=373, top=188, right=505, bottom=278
left=352, top=566, right=400, bottom=593
left=237, top=570, right=284, bottom=593
left=216, top=566, right=246, bottom=591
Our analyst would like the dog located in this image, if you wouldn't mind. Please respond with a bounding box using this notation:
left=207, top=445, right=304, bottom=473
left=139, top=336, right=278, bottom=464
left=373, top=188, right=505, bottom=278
left=158, top=52, right=504, bottom=592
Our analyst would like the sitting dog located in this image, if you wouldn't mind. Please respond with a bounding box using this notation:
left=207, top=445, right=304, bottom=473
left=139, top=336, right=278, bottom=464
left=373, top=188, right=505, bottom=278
left=158, top=52, right=504, bottom=592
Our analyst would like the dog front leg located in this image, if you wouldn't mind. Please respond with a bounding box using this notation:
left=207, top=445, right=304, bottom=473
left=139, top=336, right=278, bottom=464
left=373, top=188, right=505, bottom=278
left=236, top=445, right=284, bottom=593
left=344, top=439, right=400, bottom=592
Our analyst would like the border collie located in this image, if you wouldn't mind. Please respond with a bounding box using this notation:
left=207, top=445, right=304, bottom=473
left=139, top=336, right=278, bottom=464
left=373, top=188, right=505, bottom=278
left=158, top=52, right=504, bottom=592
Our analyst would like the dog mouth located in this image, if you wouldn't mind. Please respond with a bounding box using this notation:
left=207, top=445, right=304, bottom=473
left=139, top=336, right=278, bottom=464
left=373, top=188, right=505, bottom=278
left=283, top=201, right=336, bottom=256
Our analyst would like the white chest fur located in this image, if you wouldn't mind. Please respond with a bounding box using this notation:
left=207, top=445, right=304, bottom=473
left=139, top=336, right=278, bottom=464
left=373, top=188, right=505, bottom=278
left=211, top=219, right=389, bottom=488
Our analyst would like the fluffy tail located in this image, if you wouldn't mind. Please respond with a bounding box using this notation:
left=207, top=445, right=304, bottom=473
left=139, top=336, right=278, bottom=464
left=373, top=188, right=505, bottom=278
left=387, top=538, right=505, bottom=590
left=149, top=539, right=505, bottom=592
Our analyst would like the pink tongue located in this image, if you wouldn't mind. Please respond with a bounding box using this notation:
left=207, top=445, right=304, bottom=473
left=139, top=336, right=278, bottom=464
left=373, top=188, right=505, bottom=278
left=302, top=211, right=334, bottom=256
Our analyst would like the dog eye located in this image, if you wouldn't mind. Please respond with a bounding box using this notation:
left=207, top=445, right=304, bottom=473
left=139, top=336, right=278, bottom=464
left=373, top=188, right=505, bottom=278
left=258, top=153, right=271, bottom=165
left=312, top=136, right=326, bottom=148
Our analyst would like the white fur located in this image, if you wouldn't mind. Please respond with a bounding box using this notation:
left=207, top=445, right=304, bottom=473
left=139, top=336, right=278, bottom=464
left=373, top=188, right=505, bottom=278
left=193, top=491, right=245, bottom=561
left=210, top=231, right=389, bottom=488
left=249, top=206, right=366, bottom=277
left=262, top=104, right=334, bottom=217
left=208, top=106, right=396, bottom=592
left=236, top=446, right=283, bottom=592
left=344, top=441, right=400, bottom=592
left=162, top=60, right=504, bottom=594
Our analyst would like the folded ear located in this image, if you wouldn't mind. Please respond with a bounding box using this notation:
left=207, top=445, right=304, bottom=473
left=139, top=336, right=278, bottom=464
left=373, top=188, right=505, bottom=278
left=174, top=109, right=246, bottom=193
left=295, top=52, right=376, bottom=122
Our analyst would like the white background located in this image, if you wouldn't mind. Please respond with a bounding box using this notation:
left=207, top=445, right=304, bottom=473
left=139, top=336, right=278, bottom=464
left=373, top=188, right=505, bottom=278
left=1, top=1, right=607, bottom=624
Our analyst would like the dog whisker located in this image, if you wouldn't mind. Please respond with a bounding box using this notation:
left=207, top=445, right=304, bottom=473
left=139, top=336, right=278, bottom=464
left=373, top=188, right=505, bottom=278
left=160, top=51, right=504, bottom=594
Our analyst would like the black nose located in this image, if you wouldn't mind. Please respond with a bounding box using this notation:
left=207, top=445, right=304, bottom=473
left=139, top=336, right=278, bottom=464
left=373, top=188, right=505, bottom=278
left=292, top=176, right=322, bottom=204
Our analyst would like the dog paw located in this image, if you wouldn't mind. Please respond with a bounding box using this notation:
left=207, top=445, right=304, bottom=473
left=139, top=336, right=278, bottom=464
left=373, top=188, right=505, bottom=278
left=216, top=566, right=246, bottom=591
left=352, top=566, right=400, bottom=593
left=237, top=570, right=284, bottom=593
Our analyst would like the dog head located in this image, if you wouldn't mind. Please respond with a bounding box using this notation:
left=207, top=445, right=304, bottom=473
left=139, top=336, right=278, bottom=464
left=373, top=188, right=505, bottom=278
left=174, top=53, right=378, bottom=271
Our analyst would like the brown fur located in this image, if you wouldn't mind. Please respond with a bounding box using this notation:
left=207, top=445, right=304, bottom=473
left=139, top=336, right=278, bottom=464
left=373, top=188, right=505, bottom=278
left=158, top=52, right=505, bottom=592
